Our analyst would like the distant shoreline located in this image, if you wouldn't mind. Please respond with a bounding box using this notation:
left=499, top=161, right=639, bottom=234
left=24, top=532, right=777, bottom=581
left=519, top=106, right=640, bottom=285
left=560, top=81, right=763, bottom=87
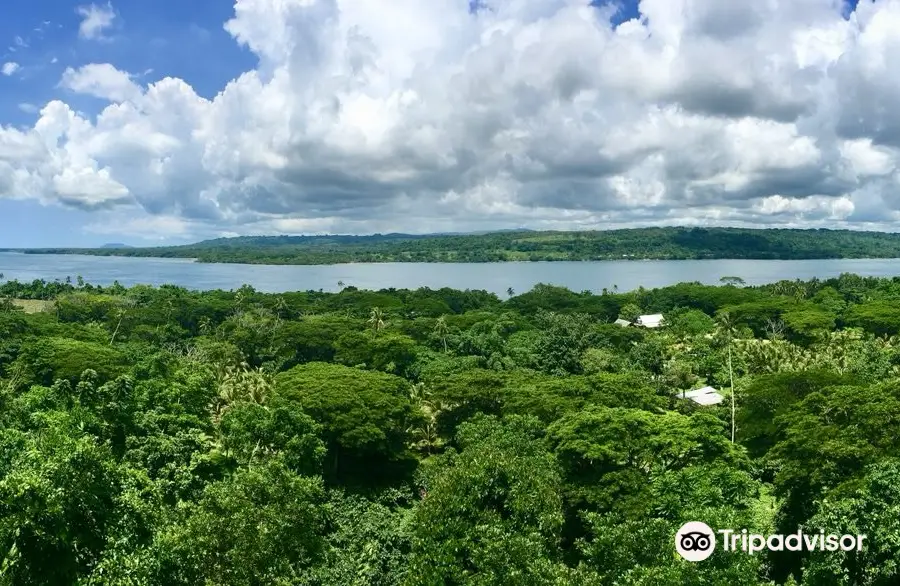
left=9, top=250, right=900, bottom=267
left=8, top=226, right=900, bottom=266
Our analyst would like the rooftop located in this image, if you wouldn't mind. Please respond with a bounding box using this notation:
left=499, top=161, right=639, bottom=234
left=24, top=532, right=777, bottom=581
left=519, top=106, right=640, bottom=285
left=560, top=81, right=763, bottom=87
left=679, top=386, right=724, bottom=406
left=636, top=314, right=664, bottom=328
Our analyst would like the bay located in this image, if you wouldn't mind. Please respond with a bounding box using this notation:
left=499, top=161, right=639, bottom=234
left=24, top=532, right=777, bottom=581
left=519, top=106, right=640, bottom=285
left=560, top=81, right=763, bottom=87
left=2, top=251, right=900, bottom=297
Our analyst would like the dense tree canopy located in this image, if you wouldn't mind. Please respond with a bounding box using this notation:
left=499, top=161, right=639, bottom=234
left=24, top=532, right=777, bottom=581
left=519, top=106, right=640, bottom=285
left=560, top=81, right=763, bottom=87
left=1, top=272, right=900, bottom=583
left=19, top=227, right=900, bottom=264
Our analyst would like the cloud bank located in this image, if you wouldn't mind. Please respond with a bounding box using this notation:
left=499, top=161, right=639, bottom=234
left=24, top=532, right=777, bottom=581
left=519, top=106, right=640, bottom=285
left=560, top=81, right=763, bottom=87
left=4, top=0, right=900, bottom=239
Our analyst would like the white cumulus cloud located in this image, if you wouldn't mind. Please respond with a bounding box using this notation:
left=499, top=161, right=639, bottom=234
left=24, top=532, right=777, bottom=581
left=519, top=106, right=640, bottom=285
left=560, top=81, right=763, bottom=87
left=76, top=2, right=116, bottom=41
left=1, top=62, right=20, bottom=76
left=60, top=64, right=143, bottom=103
left=4, top=0, right=900, bottom=239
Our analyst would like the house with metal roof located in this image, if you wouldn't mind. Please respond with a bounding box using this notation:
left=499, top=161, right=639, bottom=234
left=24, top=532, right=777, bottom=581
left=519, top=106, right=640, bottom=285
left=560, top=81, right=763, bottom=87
left=636, top=314, right=664, bottom=328
left=679, top=386, right=724, bottom=406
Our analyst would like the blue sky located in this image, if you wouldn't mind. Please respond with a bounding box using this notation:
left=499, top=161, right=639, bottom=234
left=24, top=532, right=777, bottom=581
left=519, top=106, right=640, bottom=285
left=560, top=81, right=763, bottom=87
left=0, top=0, right=650, bottom=247
left=0, top=0, right=889, bottom=248
left=0, top=0, right=256, bottom=246
left=0, top=0, right=256, bottom=122
left=3, top=0, right=503, bottom=247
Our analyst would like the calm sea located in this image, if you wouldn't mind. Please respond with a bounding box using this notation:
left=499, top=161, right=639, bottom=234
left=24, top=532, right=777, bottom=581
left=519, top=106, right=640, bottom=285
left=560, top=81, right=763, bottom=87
left=2, top=252, right=900, bottom=296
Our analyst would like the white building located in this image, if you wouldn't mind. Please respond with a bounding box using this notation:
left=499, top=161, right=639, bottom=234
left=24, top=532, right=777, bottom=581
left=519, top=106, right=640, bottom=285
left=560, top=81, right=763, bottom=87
left=636, top=314, right=664, bottom=328
left=614, top=318, right=631, bottom=327
left=679, top=386, right=724, bottom=406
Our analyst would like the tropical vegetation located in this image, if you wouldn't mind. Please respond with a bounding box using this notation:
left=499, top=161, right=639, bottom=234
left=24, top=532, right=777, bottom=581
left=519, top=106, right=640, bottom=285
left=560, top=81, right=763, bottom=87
left=14, top=226, right=900, bottom=264
left=1, top=272, right=899, bottom=584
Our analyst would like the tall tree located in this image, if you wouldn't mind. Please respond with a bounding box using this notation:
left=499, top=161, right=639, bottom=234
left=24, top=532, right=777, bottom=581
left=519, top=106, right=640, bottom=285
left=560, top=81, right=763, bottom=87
left=716, top=311, right=739, bottom=443
left=369, top=307, right=386, bottom=336
left=433, top=316, right=450, bottom=353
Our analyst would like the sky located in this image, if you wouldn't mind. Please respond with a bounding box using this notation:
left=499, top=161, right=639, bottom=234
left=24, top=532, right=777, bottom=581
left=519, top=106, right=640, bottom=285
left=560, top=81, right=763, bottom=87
left=0, top=0, right=896, bottom=247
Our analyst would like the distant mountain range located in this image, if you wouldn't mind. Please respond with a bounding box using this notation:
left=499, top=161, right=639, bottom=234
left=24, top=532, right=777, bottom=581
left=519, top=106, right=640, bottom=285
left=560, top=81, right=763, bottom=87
left=101, top=243, right=133, bottom=249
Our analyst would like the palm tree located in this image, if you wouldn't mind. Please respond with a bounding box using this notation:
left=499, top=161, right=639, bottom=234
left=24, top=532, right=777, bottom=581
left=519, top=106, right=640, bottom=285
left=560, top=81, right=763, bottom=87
left=211, top=365, right=241, bottom=425
left=716, top=311, right=739, bottom=443
left=506, top=287, right=515, bottom=298
left=211, top=362, right=272, bottom=424
left=409, top=382, right=431, bottom=407
left=408, top=417, right=442, bottom=455
left=407, top=382, right=445, bottom=455
left=245, top=367, right=271, bottom=406
left=337, top=280, right=345, bottom=289
left=433, top=316, right=450, bottom=353
left=368, top=307, right=386, bottom=335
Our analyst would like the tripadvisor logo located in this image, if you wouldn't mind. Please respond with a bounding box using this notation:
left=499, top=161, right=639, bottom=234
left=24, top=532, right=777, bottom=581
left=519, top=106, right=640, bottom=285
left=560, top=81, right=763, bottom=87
left=674, top=522, right=866, bottom=561
left=675, top=521, right=716, bottom=562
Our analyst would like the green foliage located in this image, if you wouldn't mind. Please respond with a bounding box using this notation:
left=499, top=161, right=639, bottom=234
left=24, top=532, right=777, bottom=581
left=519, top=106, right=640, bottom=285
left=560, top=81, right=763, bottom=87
left=801, top=459, right=900, bottom=585
left=532, top=311, right=598, bottom=375
left=577, top=507, right=767, bottom=585
left=771, top=382, right=900, bottom=509
left=409, top=415, right=566, bottom=585
left=0, top=427, right=122, bottom=584
left=737, top=371, right=858, bottom=458
left=3, top=274, right=900, bottom=584
left=618, top=303, right=642, bottom=322
left=219, top=400, right=326, bottom=475
left=275, top=363, right=418, bottom=486
left=14, top=337, right=129, bottom=387
left=721, top=298, right=794, bottom=335
left=30, top=226, right=900, bottom=264
left=269, top=316, right=349, bottom=367
left=845, top=301, right=900, bottom=336
left=665, top=307, right=717, bottom=337
left=502, top=371, right=665, bottom=422
left=810, top=286, right=847, bottom=315
left=548, top=406, right=748, bottom=517
left=314, top=490, right=412, bottom=586
left=782, top=308, right=836, bottom=342
left=768, top=381, right=900, bottom=581
left=155, top=460, right=328, bottom=585
left=335, top=330, right=418, bottom=375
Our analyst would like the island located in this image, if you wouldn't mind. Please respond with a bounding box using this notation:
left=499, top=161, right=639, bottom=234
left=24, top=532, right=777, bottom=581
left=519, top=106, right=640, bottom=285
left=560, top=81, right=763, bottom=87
left=8, top=226, right=900, bottom=265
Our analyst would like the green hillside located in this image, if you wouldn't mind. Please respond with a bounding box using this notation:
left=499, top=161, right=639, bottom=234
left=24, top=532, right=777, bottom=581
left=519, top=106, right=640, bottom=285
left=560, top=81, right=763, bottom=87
left=12, top=226, right=900, bottom=265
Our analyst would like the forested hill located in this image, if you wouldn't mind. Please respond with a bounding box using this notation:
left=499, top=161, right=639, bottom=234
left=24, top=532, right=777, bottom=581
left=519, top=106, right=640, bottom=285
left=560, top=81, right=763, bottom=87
left=14, top=226, right=900, bottom=265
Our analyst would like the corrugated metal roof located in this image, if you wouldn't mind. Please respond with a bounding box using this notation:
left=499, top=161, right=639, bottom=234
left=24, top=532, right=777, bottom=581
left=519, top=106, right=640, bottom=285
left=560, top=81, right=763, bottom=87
left=637, top=314, right=664, bottom=327
left=682, top=386, right=717, bottom=398
left=691, top=392, right=725, bottom=406
left=679, top=386, right=724, bottom=406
